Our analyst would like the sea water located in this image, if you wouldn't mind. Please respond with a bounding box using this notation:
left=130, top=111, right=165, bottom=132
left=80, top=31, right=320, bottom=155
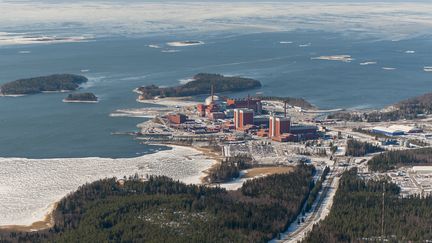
left=0, top=31, right=431, bottom=158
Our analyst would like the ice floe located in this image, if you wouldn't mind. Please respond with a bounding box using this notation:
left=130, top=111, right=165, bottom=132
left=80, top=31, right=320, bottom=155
left=166, top=41, right=204, bottom=47
left=311, top=55, right=352, bottom=62
left=424, top=66, right=432, bottom=72
left=360, top=61, right=377, bottom=66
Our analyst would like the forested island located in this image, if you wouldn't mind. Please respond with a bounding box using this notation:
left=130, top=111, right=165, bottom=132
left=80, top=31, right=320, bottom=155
left=0, top=74, right=88, bottom=95
left=136, top=73, right=262, bottom=100
left=368, top=148, right=432, bottom=172
left=328, top=91, right=432, bottom=122
left=305, top=169, right=432, bottom=242
left=63, top=92, right=98, bottom=103
left=1, top=165, right=313, bottom=243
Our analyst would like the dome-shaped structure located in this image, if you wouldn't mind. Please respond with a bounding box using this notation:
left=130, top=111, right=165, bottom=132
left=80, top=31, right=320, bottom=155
left=205, top=95, right=221, bottom=106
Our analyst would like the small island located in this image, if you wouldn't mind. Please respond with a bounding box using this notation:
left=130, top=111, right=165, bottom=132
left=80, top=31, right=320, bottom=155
left=136, top=73, right=262, bottom=100
left=0, top=74, right=88, bottom=96
left=63, top=92, right=98, bottom=103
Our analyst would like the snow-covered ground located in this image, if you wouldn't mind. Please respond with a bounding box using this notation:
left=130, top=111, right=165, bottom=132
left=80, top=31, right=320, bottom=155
left=216, top=171, right=247, bottom=191
left=136, top=97, right=199, bottom=107
left=0, top=146, right=215, bottom=226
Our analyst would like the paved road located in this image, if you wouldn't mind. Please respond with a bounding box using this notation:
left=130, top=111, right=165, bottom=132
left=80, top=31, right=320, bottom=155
left=274, top=167, right=340, bottom=243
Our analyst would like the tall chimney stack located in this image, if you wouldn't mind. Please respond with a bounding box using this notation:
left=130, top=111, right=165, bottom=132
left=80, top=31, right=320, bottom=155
left=211, top=82, right=214, bottom=103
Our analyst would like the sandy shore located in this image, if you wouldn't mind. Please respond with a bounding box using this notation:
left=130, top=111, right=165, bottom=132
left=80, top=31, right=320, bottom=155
left=0, top=203, right=56, bottom=232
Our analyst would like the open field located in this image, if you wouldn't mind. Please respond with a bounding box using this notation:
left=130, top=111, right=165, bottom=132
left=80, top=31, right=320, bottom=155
left=244, top=166, right=294, bottom=178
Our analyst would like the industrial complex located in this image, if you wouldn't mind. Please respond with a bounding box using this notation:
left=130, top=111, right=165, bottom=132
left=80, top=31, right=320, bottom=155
left=161, top=86, right=319, bottom=143
left=129, top=82, right=432, bottom=242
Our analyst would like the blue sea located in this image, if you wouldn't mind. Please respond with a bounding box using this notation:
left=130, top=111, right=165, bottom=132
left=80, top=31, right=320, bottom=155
left=0, top=1, right=431, bottom=158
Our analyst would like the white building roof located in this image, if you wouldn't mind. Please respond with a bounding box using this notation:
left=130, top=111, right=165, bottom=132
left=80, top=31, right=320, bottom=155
left=388, top=125, right=421, bottom=133
left=372, top=126, right=404, bottom=134
left=412, top=166, right=432, bottom=173
left=205, top=95, right=221, bottom=105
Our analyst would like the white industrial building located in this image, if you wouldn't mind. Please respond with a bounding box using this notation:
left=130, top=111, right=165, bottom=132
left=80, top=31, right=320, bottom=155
left=372, top=124, right=422, bottom=136
left=371, top=126, right=404, bottom=136
left=412, top=166, right=432, bottom=174
left=388, top=125, right=422, bottom=133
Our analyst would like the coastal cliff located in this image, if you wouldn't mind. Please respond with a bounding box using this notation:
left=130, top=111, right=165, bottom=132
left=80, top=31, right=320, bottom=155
left=136, top=73, right=262, bottom=100
left=0, top=74, right=88, bottom=95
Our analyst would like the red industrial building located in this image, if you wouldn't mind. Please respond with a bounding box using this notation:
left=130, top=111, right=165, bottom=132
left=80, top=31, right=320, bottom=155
left=257, top=128, right=269, bottom=137
left=197, top=104, right=206, bottom=117
left=209, top=112, right=225, bottom=120
left=234, top=108, right=254, bottom=131
left=196, top=100, right=225, bottom=120
left=226, top=98, right=262, bottom=114
left=267, top=115, right=318, bottom=142
left=269, top=116, right=291, bottom=138
left=167, top=113, right=188, bottom=124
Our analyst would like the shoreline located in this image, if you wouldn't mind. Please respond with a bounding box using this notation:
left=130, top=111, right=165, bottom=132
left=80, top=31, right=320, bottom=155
left=0, top=202, right=57, bottom=232
left=136, top=96, right=199, bottom=107
left=193, top=146, right=224, bottom=184
left=0, top=145, right=217, bottom=230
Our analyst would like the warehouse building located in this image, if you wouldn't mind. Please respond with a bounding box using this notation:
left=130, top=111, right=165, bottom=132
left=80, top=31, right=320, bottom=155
left=372, top=126, right=405, bottom=136
left=372, top=125, right=422, bottom=136
left=388, top=125, right=422, bottom=134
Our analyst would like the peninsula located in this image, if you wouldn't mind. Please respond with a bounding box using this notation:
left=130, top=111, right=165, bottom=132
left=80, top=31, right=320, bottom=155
left=329, top=91, right=432, bottom=122
left=63, top=92, right=98, bottom=103
left=0, top=74, right=88, bottom=95
left=136, top=73, right=262, bottom=100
